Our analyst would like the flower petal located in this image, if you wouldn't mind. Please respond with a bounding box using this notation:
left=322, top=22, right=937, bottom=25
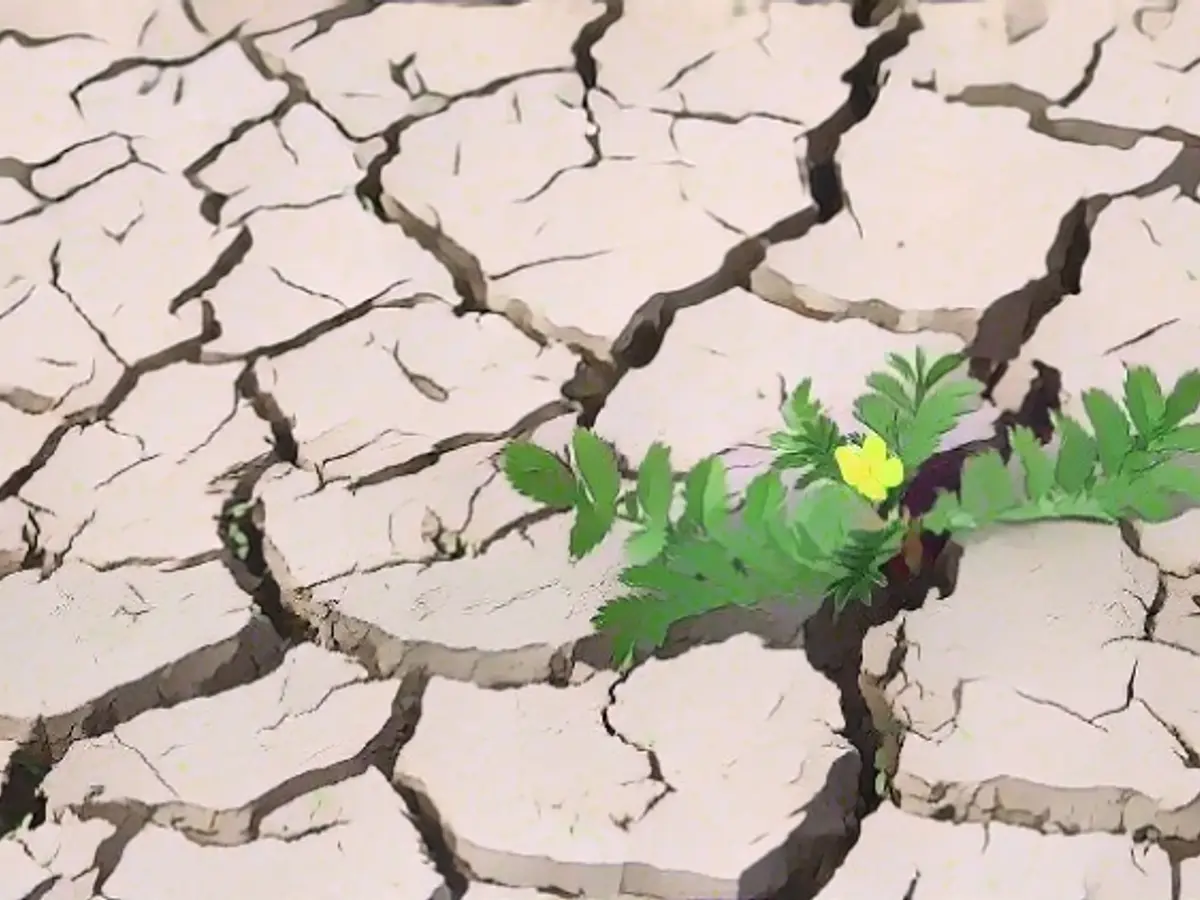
left=835, top=445, right=867, bottom=489
left=862, top=433, right=890, bottom=465
left=859, top=479, right=886, bottom=503
left=878, top=456, right=905, bottom=489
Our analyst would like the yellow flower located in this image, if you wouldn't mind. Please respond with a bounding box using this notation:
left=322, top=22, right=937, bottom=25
left=835, top=432, right=904, bottom=502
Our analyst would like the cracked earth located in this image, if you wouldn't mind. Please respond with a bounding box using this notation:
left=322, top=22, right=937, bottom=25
left=1, top=0, right=1199, bottom=897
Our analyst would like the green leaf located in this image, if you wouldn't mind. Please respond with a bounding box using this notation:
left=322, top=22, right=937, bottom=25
left=1122, top=365, right=1166, bottom=441
left=569, top=496, right=612, bottom=559
left=636, top=443, right=674, bottom=526
left=885, top=352, right=917, bottom=384
left=1122, top=449, right=1167, bottom=477
left=958, top=451, right=1017, bottom=523
left=826, top=522, right=905, bottom=614
left=898, top=379, right=982, bottom=472
left=993, top=494, right=1117, bottom=525
left=793, top=482, right=868, bottom=558
left=770, top=417, right=843, bottom=480
left=688, top=456, right=728, bottom=534
left=1148, top=461, right=1200, bottom=503
left=1009, top=426, right=1055, bottom=500
left=591, top=593, right=678, bottom=667
left=781, top=378, right=820, bottom=431
left=502, top=442, right=577, bottom=510
left=913, top=347, right=928, bottom=384
left=1094, top=471, right=1178, bottom=523
left=923, top=490, right=980, bottom=535
left=853, top=393, right=902, bottom=448
left=1081, top=389, right=1132, bottom=476
left=864, top=371, right=913, bottom=414
left=624, top=525, right=668, bottom=565
left=1154, top=424, right=1200, bottom=454
left=1054, top=413, right=1098, bottom=494
left=921, top=352, right=967, bottom=391
left=571, top=428, right=621, bottom=516
left=1163, top=370, right=1200, bottom=430
left=772, top=379, right=845, bottom=480
left=741, top=470, right=786, bottom=530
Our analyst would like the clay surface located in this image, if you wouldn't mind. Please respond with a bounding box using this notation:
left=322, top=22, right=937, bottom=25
left=1, top=0, right=1199, bottom=897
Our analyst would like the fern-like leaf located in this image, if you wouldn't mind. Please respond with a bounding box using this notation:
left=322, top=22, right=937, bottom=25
left=853, top=351, right=981, bottom=474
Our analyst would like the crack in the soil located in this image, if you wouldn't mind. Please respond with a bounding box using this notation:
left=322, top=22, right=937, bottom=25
left=599, top=668, right=676, bottom=831
left=6, top=0, right=1198, bottom=894
left=68, top=29, right=237, bottom=110
left=165, top=227, right=254, bottom=314
left=0, top=133, right=150, bottom=227
left=922, top=71, right=1200, bottom=150
left=570, top=0, right=623, bottom=160
left=565, top=9, right=928, bottom=425
left=0, top=299, right=222, bottom=502
left=65, top=670, right=430, bottom=893
left=965, top=195, right=1103, bottom=384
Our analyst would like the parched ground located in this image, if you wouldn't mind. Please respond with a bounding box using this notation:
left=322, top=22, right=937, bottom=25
left=1, top=0, right=1199, bottom=897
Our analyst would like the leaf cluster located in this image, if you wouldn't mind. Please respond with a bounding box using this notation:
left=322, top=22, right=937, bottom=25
left=503, top=426, right=898, bottom=667
left=501, top=354, right=1200, bottom=671
left=851, top=348, right=982, bottom=476
left=924, top=366, right=1200, bottom=534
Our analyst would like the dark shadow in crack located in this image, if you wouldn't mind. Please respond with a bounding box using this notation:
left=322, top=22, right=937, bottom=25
left=562, top=11, right=925, bottom=427
left=0, top=740, right=49, bottom=840
left=966, top=196, right=1102, bottom=385
left=753, top=751, right=864, bottom=900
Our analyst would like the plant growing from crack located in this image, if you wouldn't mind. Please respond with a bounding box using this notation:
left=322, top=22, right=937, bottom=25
left=219, top=500, right=255, bottom=562
left=502, top=349, right=1200, bottom=669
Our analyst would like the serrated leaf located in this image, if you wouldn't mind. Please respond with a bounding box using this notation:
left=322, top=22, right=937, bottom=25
left=636, top=443, right=674, bottom=526
left=569, top=496, right=612, bottom=559
left=853, top=393, right=902, bottom=448
left=1054, top=413, right=1098, bottom=494
left=591, top=593, right=677, bottom=666
left=1148, top=461, right=1200, bottom=503
left=686, top=458, right=729, bottom=535
left=715, top=527, right=804, bottom=594
left=672, top=537, right=747, bottom=596
left=682, top=457, right=717, bottom=526
left=913, top=347, right=928, bottom=384
left=781, top=378, right=820, bottom=431
left=865, top=371, right=914, bottom=414
left=571, top=428, right=621, bottom=516
left=1154, top=424, right=1200, bottom=454
left=898, top=379, right=982, bottom=471
left=886, top=352, right=917, bottom=384
left=620, top=554, right=702, bottom=597
left=770, top=412, right=843, bottom=479
left=1163, top=370, right=1200, bottom=430
left=1127, top=490, right=1177, bottom=523
left=791, top=483, right=860, bottom=558
left=624, top=525, right=668, bottom=565
left=1009, top=426, right=1055, bottom=500
left=1122, top=365, right=1166, bottom=441
left=826, top=523, right=904, bottom=614
left=741, top=470, right=786, bottom=530
left=1081, top=389, right=1132, bottom=476
left=922, top=352, right=967, bottom=391
left=993, top=494, right=1117, bottom=525
left=502, top=442, right=578, bottom=509
left=1122, top=449, right=1166, bottom=477
left=958, top=451, right=1017, bottom=523
left=923, top=490, right=979, bottom=535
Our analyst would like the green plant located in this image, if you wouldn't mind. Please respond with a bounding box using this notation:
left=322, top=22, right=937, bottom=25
left=219, top=501, right=255, bottom=561
left=501, top=351, right=1200, bottom=669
